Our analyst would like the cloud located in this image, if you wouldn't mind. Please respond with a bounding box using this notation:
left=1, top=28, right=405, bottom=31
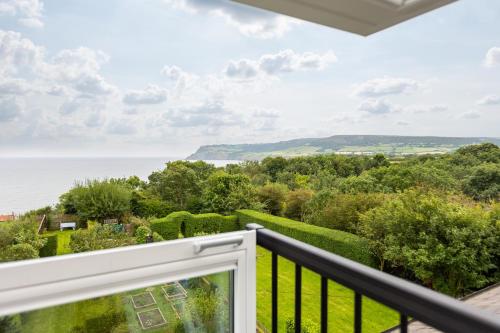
left=224, top=49, right=337, bottom=79
left=107, top=119, right=137, bottom=135
left=396, top=120, right=410, bottom=126
left=253, top=108, right=280, bottom=118
left=0, top=30, right=45, bottom=76
left=460, top=111, right=481, bottom=119
left=0, top=77, right=30, bottom=94
left=358, top=99, right=399, bottom=115
left=406, top=104, right=448, bottom=114
left=165, top=100, right=242, bottom=128
left=122, top=85, right=168, bottom=105
left=0, top=0, right=44, bottom=28
left=164, top=0, right=298, bottom=38
left=0, top=96, right=22, bottom=121
left=484, top=47, right=500, bottom=67
left=476, top=94, right=500, bottom=106
left=352, top=77, right=419, bottom=97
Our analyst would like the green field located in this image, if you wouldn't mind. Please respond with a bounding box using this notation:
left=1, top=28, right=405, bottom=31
left=256, top=247, right=398, bottom=332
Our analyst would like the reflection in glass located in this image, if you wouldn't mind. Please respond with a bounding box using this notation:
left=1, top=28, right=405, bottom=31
left=0, top=271, right=232, bottom=332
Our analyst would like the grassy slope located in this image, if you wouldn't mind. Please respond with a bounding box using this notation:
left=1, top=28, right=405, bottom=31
left=256, top=247, right=398, bottom=332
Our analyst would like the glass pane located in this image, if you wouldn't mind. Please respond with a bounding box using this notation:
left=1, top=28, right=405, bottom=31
left=0, top=271, right=232, bottom=333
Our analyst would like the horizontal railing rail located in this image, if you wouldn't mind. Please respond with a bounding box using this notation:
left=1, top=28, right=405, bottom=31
left=246, top=224, right=500, bottom=333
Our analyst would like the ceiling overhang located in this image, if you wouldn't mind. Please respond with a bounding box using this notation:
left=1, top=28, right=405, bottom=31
left=232, top=0, right=457, bottom=36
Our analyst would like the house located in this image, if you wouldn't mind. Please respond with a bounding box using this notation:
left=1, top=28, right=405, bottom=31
left=0, top=213, right=15, bottom=222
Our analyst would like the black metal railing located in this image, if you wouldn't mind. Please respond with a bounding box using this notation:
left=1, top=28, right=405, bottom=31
left=246, top=224, right=500, bottom=333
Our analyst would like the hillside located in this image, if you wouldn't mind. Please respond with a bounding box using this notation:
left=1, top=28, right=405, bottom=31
left=187, top=135, right=500, bottom=160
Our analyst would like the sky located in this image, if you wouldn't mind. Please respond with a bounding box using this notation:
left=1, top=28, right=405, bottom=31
left=0, top=0, right=499, bottom=157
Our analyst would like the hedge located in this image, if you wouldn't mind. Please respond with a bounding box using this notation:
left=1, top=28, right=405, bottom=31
left=184, top=213, right=241, bottom=237
left=39, top=234, right=58, bottom=257
left=149, top=212, right=188, bottom=241
left=235, top=210, right=376, bottom=267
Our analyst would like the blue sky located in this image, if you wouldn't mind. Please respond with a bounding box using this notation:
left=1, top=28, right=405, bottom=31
left=0, top=0, right=499, bottom=157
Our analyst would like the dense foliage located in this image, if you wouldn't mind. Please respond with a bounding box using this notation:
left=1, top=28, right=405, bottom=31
left=0, top=218, right=46, bottom=262
left=16, top=142, right=498, bottom=295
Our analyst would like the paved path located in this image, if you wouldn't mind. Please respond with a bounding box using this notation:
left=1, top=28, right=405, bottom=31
left=386, top=283, right=500, bottom=333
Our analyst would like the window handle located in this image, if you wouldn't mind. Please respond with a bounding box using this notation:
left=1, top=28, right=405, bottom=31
left=194, top=235, right=244, bottom=253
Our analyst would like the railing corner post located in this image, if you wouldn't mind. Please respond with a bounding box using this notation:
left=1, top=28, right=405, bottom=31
left=246, top=223, right=264, bottom=231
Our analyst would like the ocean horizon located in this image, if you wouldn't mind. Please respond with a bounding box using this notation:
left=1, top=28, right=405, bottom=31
left=0, top=157, right=239, bottom=214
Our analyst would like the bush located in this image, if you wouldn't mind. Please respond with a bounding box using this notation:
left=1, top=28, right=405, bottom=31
left=284, top=189, right=314, bottom=221
left=70, top=224, right=135, bottom=253
left=71, top=311, right=126, bottom=333
left=286, top=318, right=320, bottom=333
left=150, top=212, right=188, bottom=240
left=184, top=213, right=240, bottom=237
left=135, top=225, right=163, bottom=244
left=39, top=234, right=58, bottom=257
left=257, top=183, right=288, bottom=215
left=132, top=197, right=173, bottom=218
left=235, top=210, right=376, bottom=267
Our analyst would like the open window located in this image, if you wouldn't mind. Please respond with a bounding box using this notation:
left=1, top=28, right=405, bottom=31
left=0, top=230, right=256, bottom=332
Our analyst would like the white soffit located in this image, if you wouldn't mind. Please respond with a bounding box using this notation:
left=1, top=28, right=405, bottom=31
left=232, top=0, right=458, bottom=36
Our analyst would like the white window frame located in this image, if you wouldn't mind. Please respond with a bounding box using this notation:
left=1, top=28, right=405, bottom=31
left=0, top=230, right=256, bottom=332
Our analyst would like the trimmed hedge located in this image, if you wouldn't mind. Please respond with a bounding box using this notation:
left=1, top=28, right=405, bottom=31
left=184, top=213, right=240, bottom=237
left=39, top=234, right=58, bottom=257
left=235, top=210, right=376, bottom=267
left=150, top=212, right=191, bottom=240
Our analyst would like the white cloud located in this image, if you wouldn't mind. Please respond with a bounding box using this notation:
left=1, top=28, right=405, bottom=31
left=164, top=0, right=299, bottom=38
left=396, top=120, right=410, bottom=126
left=0, top=96, right=22, bottom=121
left=224, top=49, right=337, bottom=79
left=484, top=47, right=500, bottom=67
left=352, top=77, right=419, bottom=97
left=0, top=77, right=30, bottom=94
left=165, top=100, right=242, bottom=128
left=358, top=98, right=399, bottom=115
left=0, top=30, right=45, bottom=76
left=122, top=85, right=168, bottom=105
left=107, top=119, right=137, bottom=135
left=460, top=111, right=481, bottom=119
left=476, top=94, right=500, bottom=105
left=406, top=104, right=448, bottom=114
left=0, top=0, right=44, bottom=28
left=253, top=108, right=280, bottom=118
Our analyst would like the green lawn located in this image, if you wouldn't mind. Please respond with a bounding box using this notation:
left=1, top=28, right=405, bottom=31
left=44, top=230, right=75, bottom=255
left=256, top=246, right=399, bottom=332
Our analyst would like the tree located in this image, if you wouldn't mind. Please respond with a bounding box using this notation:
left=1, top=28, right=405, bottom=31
left=262, top=156, right=288, bottom=181
left=284, top=189, right=314, bottom=221
left=462, top=163, right=500, bottom=201
left=257, top=183, right=288, bottom=215
left=0, top=218, right=46, bottom=263
left=60, top=180, right=132, bottom=222
left=360, top=188, right=497, bottom=296
left=202, top=171, right=261, bottom=214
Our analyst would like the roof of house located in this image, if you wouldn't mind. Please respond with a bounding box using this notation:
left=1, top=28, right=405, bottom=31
left=233, top=0, right=457, bottom=36
left=0, top=214, right=15, bottom=222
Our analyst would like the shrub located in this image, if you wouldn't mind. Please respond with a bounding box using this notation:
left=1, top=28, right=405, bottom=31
left=0, top=218, right=46, bottom=262
left=135, top=225, right=163, bottom=244
left=39, top=234, right=58, bottom=257
left=286, top=318, right=320, bottom=333
left=71, top=311, right=126, bottom=333
left=70, top=224, right=135, bottom=253
left=184, top=213, right=240, bottom=237
left=257, top=183, right=288, bottom=215
left=284, top=189, right=314, bottom=221
left=150, top=212, right=188, bottom=240
left=235, top=210, right=376, bottom=267
left=132, top=197, right=173, bottom=218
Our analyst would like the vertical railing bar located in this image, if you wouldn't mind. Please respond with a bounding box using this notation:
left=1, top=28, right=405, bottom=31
left=272, top=252, right=278, bottom=333
left=354, top=292, right=362, bottom=333
left=400, top=313, right=408, bottom=333
left=321, top=276, right=328, bottom=333
left=295, top=264, right=302, bottom=333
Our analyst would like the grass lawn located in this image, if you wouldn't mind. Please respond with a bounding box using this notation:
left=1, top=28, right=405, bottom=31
left=256, top=246, right=399, bottom=332
left=44, top=230, right=75, bottom=255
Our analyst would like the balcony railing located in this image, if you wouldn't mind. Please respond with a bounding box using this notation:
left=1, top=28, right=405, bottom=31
left=247, top=224, right=500, bottom=333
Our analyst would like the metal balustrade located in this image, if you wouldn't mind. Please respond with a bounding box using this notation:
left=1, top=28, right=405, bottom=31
left=247, top=224, right=500, bottom=333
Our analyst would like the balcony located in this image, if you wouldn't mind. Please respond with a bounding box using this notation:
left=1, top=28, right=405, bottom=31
left=0, top=225, right=499, bottom=332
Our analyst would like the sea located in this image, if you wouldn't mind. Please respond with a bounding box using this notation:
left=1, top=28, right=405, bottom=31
left=0, top=157, right=239, bottom=214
